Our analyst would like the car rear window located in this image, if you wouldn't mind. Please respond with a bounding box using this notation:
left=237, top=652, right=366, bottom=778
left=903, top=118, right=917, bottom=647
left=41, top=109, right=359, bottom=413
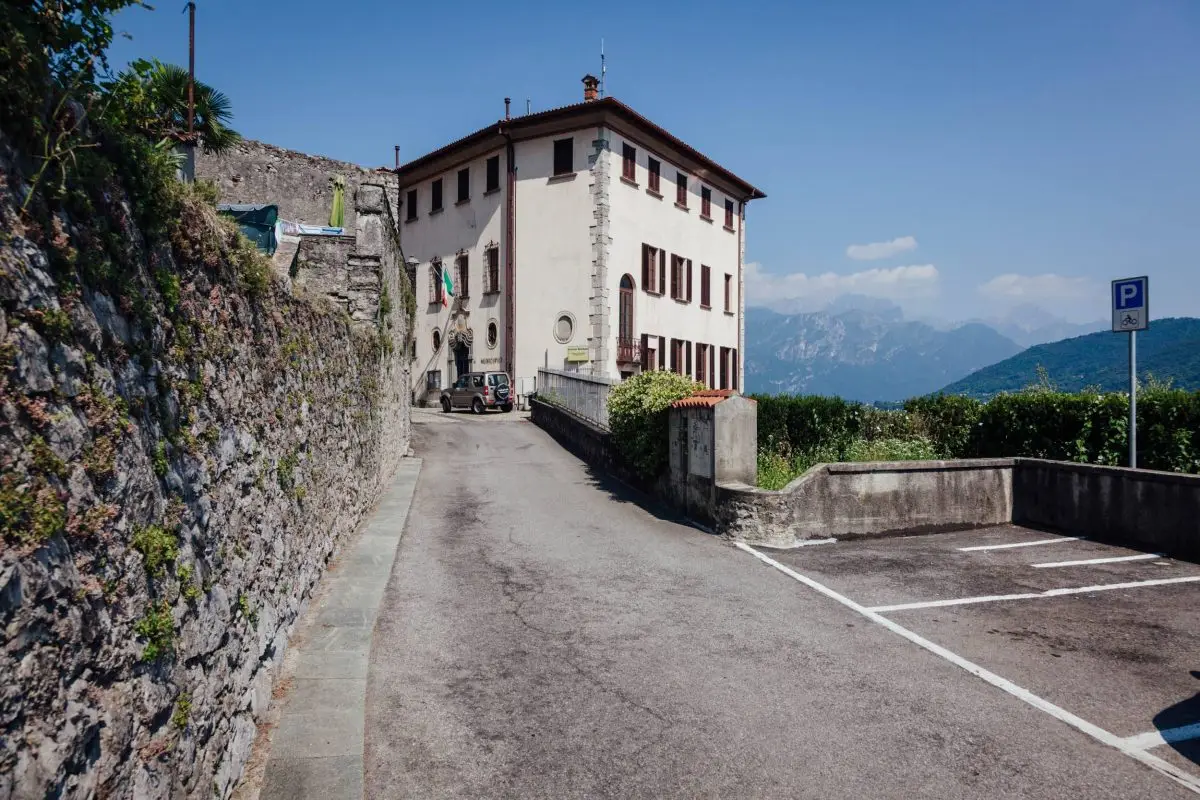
left=487, top=374, right=509, bottom=387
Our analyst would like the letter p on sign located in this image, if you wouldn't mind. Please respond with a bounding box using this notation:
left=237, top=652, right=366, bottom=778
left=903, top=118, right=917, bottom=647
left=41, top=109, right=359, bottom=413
left=1111, top=276, right=1148, bottom=332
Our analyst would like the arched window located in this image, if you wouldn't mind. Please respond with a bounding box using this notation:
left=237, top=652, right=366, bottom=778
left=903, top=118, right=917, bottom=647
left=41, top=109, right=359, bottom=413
left=617, top=274, right=635, bottom=362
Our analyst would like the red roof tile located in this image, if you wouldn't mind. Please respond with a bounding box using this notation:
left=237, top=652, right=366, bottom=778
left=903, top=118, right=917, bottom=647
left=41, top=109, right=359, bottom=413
left=671, top=390, right=742, bottom=409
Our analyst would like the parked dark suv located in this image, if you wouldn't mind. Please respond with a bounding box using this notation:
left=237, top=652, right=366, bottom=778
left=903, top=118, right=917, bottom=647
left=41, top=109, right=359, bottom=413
left=440, top=371, right=513, bottom=414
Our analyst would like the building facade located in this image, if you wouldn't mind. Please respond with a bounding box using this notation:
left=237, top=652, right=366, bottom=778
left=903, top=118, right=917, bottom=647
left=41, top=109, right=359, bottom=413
left=397, top=76, right=764, bottom=403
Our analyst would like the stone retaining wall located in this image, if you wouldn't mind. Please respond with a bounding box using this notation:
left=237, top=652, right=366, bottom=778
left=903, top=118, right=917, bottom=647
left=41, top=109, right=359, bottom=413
left=1, top=134, right=411, bottom=798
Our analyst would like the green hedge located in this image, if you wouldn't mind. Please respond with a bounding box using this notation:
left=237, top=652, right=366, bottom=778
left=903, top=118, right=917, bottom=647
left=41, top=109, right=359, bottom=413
left=755, top=389, right=1200, bottom=473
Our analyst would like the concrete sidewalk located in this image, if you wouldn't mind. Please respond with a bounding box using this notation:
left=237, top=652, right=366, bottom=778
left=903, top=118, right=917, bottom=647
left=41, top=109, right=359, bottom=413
left=258, top=458, right=422, bottom=799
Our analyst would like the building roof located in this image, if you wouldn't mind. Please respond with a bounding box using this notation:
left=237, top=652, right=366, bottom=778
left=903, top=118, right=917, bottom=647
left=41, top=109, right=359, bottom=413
left=671, top=389, right=747, bottom=409
left=393, top=97, right=766, bottom=202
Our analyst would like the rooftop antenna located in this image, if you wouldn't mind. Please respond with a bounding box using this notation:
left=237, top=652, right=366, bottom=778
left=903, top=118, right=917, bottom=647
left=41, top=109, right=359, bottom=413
left=600, top=38, right=606, bottom=97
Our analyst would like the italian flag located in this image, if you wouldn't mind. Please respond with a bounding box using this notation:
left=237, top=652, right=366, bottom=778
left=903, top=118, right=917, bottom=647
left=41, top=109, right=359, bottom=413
left=441, top=266, right=454, bottom=307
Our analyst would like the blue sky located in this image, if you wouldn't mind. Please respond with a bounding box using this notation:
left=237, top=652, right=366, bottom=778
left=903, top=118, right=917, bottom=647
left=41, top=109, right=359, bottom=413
left=108, top=0, right=1200, bottom=324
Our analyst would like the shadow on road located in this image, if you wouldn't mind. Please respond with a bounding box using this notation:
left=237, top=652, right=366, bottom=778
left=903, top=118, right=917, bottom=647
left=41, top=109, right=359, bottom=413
left=576, top=456, right=719, bottom=537
left=1152, top=670, right=1200, bottom=768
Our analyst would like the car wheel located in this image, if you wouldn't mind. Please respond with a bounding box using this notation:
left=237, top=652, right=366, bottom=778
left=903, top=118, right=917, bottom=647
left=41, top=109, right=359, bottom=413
left=441, top=397, right=451, bottom=413
left=501, top=403, right=513, bottom=413
left=472, top=398, right=484, bottom=415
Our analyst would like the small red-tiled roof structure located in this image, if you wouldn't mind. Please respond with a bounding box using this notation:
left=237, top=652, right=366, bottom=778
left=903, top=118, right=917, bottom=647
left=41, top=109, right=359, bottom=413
left=671, top=390, right=751, bottom=409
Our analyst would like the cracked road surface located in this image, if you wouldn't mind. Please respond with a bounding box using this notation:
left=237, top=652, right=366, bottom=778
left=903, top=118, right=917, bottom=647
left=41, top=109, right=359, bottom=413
left=364, top=409, right=1194, bottom=799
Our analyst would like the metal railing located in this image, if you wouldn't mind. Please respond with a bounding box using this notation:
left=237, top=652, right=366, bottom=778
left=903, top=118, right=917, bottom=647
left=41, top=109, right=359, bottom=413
left=536, top=367, right=614, bottom=429
left=616, top=337, right=640, bottom=364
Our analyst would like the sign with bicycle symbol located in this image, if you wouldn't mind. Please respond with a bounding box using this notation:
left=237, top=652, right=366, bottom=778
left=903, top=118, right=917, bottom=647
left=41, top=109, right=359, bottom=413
left=1111, top=276, right=1148, bottom=332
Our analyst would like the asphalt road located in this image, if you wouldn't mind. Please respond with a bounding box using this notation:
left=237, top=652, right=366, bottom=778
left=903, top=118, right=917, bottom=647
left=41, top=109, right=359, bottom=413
left=363, top=408, right=1196, bottom=799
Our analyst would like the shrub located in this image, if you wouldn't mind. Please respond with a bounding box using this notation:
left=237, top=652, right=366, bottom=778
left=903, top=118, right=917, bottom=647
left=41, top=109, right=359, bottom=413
left=135, top=602, right=174, bottom=662
left=131, top=524, right=178, bottom=578
left=752, top=394, right=864, bottom=455
left=904, top=394, right=983, bottom=458
left=608, top=371, right=702, bottom=480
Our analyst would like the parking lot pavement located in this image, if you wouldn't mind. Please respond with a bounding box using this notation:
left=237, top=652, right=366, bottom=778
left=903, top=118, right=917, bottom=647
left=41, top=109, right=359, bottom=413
left=741, top=525, right=1200, bottom=794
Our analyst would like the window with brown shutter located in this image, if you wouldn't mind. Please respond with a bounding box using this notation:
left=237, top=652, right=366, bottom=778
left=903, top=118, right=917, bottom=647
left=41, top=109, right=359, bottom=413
left=676, top=172, right=688, bottom=206
left=641, top=244, right=650, bottom=292
left=642, top=244, right=662, bottom=294
left=670, top=255, right=682, bottom=300
left=701, top=186, right=712, bottom=219
left=658, top=336, right=666, bottom=369
left=622, top=144, right=636, bottom=181
left=486, top=155, right=500, bottom=193
left=553, top=138, right=573, bottom=175
left=725, top=198, right=735, bottom=229
left=696, top=343, right=707, bottom=385
left=732, top=349, right=739, bottom=391
left=648, top=158, right=661, bottom=194
left=719, top=347, right=730, bottom=389
left=457, top=167, right=470, bottom=203
left=430, top=260, right=444, bottom=305
left=455, top=253, right=469, bottom=299
left=708, top=345, right=715, bottom=389
left=685, top=341, right=692, bottom=377
left=724, top=273, right=733, bottom=312
left=485, top=246, right=500, bottom=293
left=640, top=334, right=649, bottom=371
left=700, top=265, right=711, bottom=308
left=669, top=339, right=679, bottom=373
left=658, top=250, right=666, bottom=294
left=686, top=260, right=693, bottom=303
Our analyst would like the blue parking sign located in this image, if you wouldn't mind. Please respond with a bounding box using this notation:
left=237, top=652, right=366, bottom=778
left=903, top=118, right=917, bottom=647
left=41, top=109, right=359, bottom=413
left=1111, top=276, right=1148, bottom=332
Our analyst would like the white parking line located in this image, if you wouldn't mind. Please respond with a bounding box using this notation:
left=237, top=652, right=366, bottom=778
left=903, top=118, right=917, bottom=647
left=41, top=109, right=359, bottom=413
left=958, top=537, right=1084, bottom=552
left=1121, top=722, right=1200, bottom=752
left=736, top=542, right=1200, bottom=795
left=1032, top=553, right=1164, bottom=569
left=866, top=575, right=1200, bottom=613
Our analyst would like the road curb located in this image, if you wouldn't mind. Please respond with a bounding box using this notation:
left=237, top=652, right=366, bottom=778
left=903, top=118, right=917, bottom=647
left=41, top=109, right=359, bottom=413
left=255, top=457, right=423, bottom=800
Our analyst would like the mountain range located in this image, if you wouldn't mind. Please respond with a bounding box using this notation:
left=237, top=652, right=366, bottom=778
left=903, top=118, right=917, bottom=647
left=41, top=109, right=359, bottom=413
left=745, top=297, right=1200, bottom=401
left=744, top=303, right=1023, bottom=401
left=941, top=317, right=1200, bottom=397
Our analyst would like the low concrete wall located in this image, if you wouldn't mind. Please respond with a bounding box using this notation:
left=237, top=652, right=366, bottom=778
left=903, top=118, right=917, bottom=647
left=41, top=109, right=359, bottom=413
left=716, top=460, right=1015, bottom=548
left=529, top=398, right=654, bottom=494
left=1014, top=460, right=1200, bottom=560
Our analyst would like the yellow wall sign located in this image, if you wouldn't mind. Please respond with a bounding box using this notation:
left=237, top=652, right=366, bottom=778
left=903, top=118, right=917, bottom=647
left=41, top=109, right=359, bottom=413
left=566, top=347, right=590, bottom=363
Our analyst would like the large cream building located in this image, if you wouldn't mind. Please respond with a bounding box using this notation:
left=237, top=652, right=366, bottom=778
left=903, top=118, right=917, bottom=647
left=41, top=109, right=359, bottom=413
left=396, top=75, right=764, bottom=403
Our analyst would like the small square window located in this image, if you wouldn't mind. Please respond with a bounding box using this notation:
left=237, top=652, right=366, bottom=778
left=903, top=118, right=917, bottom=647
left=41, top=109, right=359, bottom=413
left=648, top=158, right=660, bottom=193
left=553, top=138, right=573, bottom=176
left=486, top=155, right=500, bottom=192
left=457, top=167, right=470, bottom=203
left=405, top=189, right=417, bottom=221
left=431, top=178, right=443, bottom=212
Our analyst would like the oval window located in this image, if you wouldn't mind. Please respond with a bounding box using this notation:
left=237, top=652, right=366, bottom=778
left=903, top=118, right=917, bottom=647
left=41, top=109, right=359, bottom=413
left=432, top=329, right=442, bottom=351
left=487, top=321, right=498, bottom=349
left=553, top=313, right=575, bottom=344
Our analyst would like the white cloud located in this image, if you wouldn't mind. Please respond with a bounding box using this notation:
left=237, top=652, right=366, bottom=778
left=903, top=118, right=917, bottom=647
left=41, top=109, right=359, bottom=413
left=745, top=262, right=940, bottom=308
left=846, top=236, right=918, bottom=261
left=977, top=273, right=1095, bottom=303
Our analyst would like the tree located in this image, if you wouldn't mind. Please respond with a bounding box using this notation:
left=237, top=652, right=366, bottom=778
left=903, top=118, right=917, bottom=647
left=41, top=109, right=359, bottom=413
left=103, top=58, right=241, bottom=154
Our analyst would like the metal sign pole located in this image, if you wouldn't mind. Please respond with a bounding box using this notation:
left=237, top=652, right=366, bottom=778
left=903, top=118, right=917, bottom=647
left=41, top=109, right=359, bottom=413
left=1129, top=329, right=1137, bottom=469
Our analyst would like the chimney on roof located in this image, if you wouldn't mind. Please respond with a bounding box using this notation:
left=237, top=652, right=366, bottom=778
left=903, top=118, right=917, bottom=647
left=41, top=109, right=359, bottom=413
left=582, top=74, right=599, bottom=103
left=504, top=97, right=511, bottom=120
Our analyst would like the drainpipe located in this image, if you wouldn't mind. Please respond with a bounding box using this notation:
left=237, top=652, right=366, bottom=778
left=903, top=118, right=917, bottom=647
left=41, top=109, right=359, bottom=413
left=503, top=123, right=517, bottom=380
left=737, top=199, right=745, bottom=392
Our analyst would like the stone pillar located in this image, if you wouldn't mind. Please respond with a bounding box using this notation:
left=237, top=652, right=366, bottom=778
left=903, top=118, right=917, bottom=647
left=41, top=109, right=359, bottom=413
left=587, top=127, right=612, bottom=377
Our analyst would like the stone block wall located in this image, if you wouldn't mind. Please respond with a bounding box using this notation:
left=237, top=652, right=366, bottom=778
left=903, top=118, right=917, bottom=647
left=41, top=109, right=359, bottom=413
left=196, top=140, right=398, bottom=233
left=0, top=132, right=411, bottom=798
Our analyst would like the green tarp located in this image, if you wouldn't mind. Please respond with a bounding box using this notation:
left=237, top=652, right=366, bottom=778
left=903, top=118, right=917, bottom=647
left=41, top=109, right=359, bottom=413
left=217, top=204, right=278, bottom=255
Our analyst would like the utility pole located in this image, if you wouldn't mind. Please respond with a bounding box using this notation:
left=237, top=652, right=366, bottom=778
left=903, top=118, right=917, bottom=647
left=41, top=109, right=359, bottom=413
left=185, top=2, right=196, bottom=139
